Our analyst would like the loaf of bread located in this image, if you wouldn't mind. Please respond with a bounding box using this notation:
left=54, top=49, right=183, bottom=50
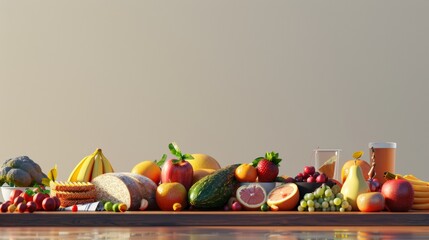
left=91, top=172, right=157, bottom=210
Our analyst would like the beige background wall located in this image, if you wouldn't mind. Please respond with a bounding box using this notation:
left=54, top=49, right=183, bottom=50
left=1, top=1, right=428, bottom=187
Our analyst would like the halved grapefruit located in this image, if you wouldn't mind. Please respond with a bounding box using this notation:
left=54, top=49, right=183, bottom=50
left=267, top=183, right=299, bottom=211
left=236, top=183, right=267, bottom=211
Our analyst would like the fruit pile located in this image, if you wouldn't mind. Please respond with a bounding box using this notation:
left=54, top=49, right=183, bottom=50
left=0, top=187, right=60, bottom=213
left=1, top=145, right=427, bottom=214
left=298, top=184, right=351, bottom=212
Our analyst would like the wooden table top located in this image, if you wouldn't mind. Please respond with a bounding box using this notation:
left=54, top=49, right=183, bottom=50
left=1, top=211, right=429, bottom=227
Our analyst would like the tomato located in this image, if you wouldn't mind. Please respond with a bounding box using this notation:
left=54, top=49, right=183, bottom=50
left=71, top=205, right=78, bottom=212
left=9, top=189, right=23, bottom=202
left=357, top=192, right=385, bottom=212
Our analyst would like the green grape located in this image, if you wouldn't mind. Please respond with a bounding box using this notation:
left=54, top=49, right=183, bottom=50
left=303, top=194, right=309, bottom=201
left=308, top=206, right=315, bottom=212
left=300, top=200, right=307, bottom=208
left=297, top=206, right=305, bottom=212
left=307, top=193, right=314, bottom=200
left=317, top=198, right=324, bottom=204
left=333, top=198, right=342, bottom=206
left=336, top=193, right=344, bottom=200
left=321, top=201, right=329, bottom=209
left=330, top=206, right=336, bottom=211
left=316, top=188, right=324, bottom=197
left=347, top=205, right=353, bottom=211
left=307, top=200, right=315, bottom=208
left=339, top=207, right=345, bottom=212
left=331, top=185, right=341, bottom=195
left=329, top=200, right=335, bottom=207
left=325, top=189, right=333, bottom=197
left=341, top=200, right=349, bottom=209
left=314, top=202, right=320, bottom=209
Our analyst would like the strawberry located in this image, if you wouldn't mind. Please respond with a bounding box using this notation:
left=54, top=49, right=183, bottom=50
left=252, top=152, right=282, bottom=182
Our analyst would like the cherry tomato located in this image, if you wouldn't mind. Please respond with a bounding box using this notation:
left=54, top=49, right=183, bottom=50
left=71, top=205, right=78, bottom=212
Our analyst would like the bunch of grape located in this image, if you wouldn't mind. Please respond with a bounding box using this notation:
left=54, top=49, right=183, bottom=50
left=297, top=184, right=352, bottom=212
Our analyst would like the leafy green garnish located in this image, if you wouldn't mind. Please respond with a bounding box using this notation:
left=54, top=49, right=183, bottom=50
left=168, top=142, right=194, bottom=161
left=155, top=154, right=167, bottom=167
left=252, top=151, right=282, bottom=166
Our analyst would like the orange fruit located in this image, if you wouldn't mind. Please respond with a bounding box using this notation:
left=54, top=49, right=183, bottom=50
left=235, top=163, right=257, bottom=182
left=192, top=168, right=216, bottom=184
left=131, top=161, right=161, bottom=184
left=341, top=160, right=371, bottom=183
left=266, top=183, right=299, bottom=211
left=188, top=154, right=221, bottom=171
left=155, top=182, right=187, bottom=211
left=236, top=183, right=267, bottom=210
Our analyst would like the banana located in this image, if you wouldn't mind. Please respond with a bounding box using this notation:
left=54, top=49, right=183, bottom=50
left=412, top=184, right=429, bottom=192
left=67, top=155, right=89, bottom=182
left=100, top=150, right=114, bottom=173
left=76, top=153, right=96, bottom=182
left=412, top=203, right=429, bottom=210
left=91, top=154, right=103, bottom=180
left=413, top=197, right=429, bottom=204
left=415, top=191, right=429, bottom=198
left=403, top=175, right=429, bottom=186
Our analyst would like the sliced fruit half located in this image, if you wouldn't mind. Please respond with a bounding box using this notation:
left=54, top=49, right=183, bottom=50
left=236, top=183, right=267, bottom=211
left=267, top=183, right=299, bottom=211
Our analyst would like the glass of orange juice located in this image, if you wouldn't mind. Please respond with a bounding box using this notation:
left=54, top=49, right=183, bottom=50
left=369, top=142, right=396, bottom=185
left=314, top=149, right=341, bottom=180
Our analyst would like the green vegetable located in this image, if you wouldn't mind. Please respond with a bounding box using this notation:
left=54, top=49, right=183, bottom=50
left=188, top=164, right=240, bottom=209
left=0, top=156, right=48, bottom=187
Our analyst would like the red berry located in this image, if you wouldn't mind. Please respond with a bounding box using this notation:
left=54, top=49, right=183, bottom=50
left=256, top=159, right=279, bottom=182
left=72, top=205, right=78, bottom=212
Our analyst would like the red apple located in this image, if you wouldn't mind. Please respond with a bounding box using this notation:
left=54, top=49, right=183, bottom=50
left=17, top=202, right=27, bottom=213
left=33, top=192, right=48, bottom=210
left=9, top=189, right=23, bottom=202
left=161, top=159, right=194, bottom=190
left=381, top=179, right=414, bottom=212
left=42, top=197, right=56, bottom=211
left=357, top=192, right=385, bottom=212
left=26, top=201, right=37, bottom=213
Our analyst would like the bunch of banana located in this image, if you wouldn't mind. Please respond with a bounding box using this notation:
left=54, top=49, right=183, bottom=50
left=68, top=148, right=114, bottom=182
left=385, top=172, right=429, bottom=210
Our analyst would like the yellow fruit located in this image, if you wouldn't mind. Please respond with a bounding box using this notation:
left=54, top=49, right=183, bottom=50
left=131, top=161, right=161, bottom=185
left=192, top=168, right=216, bottom=184
left=188, top=154, right=221, bottom=171
left=234, top=164, right=257, bottom=183
left=156, top=182, right=187, bottom=211
left=341, top=160, right=371, bottom=183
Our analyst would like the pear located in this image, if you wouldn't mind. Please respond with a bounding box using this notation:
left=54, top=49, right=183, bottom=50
left=340, top=161, right=370, bottom=210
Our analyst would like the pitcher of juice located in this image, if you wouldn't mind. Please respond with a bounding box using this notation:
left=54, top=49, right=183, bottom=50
left=369, top=142, right=396, bottom=185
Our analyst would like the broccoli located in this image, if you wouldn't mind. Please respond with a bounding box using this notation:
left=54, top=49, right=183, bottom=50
left=0, top=156, right=48, bottom=187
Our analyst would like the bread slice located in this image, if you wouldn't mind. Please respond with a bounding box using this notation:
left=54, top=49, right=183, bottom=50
left=51, top=189, right=97, bottom=200
left=50, top=181, right=95, bottom=192
left=59, top=198, right=96, bottom=207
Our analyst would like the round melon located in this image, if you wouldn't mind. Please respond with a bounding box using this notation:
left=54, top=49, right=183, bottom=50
left=189, top=154, right=221, bottom=171
left=267, top=183, right=299, bottom=211
left=236, top=183, right=267, bottom=211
